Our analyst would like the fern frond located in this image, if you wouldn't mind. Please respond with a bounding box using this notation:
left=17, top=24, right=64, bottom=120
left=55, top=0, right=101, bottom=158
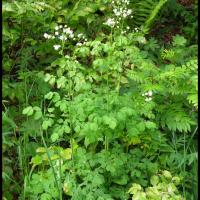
left=131, top=0, right=168, bottom=33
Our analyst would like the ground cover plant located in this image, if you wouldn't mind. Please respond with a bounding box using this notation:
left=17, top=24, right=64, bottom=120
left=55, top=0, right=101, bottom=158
left=2, top=0, right=198, bottom=199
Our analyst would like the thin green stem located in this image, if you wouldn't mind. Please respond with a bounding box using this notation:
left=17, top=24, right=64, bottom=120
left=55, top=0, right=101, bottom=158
left=40, top=129, right=61, bottom=198
left=185, top=126, right=198, bottom=152
left=58, top=154, right=63, bottom=200
left=183, top=131, right=186, bottom=198
left=105, top=73, right=109, bottom=151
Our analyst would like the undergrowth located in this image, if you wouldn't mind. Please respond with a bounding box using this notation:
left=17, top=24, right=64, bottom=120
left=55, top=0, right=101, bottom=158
left=2, top=0, right=198, bottom=199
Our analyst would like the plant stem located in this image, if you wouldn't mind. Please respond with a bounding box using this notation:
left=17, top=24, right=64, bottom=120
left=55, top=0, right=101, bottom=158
left=59, top=154, right=63, bottom=200
left=40, top=129, right=61, bottom=199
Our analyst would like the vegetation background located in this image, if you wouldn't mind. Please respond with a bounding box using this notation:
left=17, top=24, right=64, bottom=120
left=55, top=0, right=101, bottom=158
left=2, top=0, right=198, bottom=199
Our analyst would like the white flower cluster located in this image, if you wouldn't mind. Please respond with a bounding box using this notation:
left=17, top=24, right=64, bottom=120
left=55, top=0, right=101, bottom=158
left=112, top=0, right=130, bottom=6
left=133, top=27, right=139, bottom=32
left=43, top=24, right=87, bottom=51
left=53, top=44, right=61, bottom=50
left=104, top=0, right=133, bottom=31
left=121, top=26, right=130, bottom=34
left=104, top=18, right=116, bottom=28
left=113, top=7, right=132, bottom=19
left=142, top=90, right=153, bottom=102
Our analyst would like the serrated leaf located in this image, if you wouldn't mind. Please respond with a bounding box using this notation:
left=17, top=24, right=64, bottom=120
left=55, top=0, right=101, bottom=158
left=103, top=116, right=117, bottom=129
left=145, top=121, right=156, bottom=129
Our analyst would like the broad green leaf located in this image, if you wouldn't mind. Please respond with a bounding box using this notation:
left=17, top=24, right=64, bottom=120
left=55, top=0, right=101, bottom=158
left=42, top=118, right=54, bottom=130
left=22, top=106, right=34, bottom=116
left=44, top=92, right=54, bottom=100
left=31, top=155, right=42, bottom=165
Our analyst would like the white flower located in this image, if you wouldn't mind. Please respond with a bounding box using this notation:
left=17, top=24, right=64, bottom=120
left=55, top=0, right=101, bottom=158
left=59, top=25, right=63, bottom=28
left=142, top=93, right=145, bottom=96
left=104, top=18, right=116, bottom=28
left=145, top=92, right=148, bottom=95
left=77, top=33, right=83, bottom=38
left=113, top=9, right=121, bottom=16
left=53, top=44, right=61, bottom=50
left=52, top=36, right=55, bottom=39
left=127, top=26, right=130, bottom=30
left=76, top=42, right=82, bottom=46
left=148, top=90, right=153, bottom=96
left=69, top=33, right=74, bottom=38
left=59, top=35, right=66, bottom=41
left=145, top=97, right=152, bottom=102
left=55, top=31, right=59, bottom=36
left=63, top=28, right=73, bottom=34
left=113, top=8, right=117, bottom=13
left=46, top=34, right=52, bottom=39
left=123, top=13, right=127, bottom=18
left=55, top=26, right=59, bottom=30
left=127, top=9, right=132, bottom=16
left=44, top=33, right=49, bottom=39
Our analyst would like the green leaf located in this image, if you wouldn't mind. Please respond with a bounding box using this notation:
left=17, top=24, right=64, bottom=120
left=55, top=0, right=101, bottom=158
left=31, top=155, right=42, bottom=166
left=36, top=147, right=46, bottom=153
left=57, top=76, right=66, bottom=88
left=113, top=175, right=128, bottom=185
left=42, top=118, right=54, bottom=130
left=44, top=92, right=54, bottom=100
left=51, top=133, right=59, bottom=142
left=128, top=127, right=140, bottom=137
left=103, top=116, right=117, bottom=129
left=145, top=121, right=156, bottom=129
left=60, top=148, right=72, bottom=160
left=172, top=35, right=187, bottom=47
left=41, top=193, right=52, bottom=200
left=137, top=122, right=145, bottom=132
left=22, top=106, right=34, bottom=116
left=150, top=175, right=159, bottom=186
left=34, top=110, right=43, bottom=120
left=64, top=125, right=71, bottom=133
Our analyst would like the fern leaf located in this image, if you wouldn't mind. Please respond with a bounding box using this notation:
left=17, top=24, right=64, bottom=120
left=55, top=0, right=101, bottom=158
left=132, top=0, right=168, bottom=33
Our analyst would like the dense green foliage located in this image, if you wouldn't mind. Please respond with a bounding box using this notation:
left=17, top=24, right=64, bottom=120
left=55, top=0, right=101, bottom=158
left=3, top=0, right=198, bottom=199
